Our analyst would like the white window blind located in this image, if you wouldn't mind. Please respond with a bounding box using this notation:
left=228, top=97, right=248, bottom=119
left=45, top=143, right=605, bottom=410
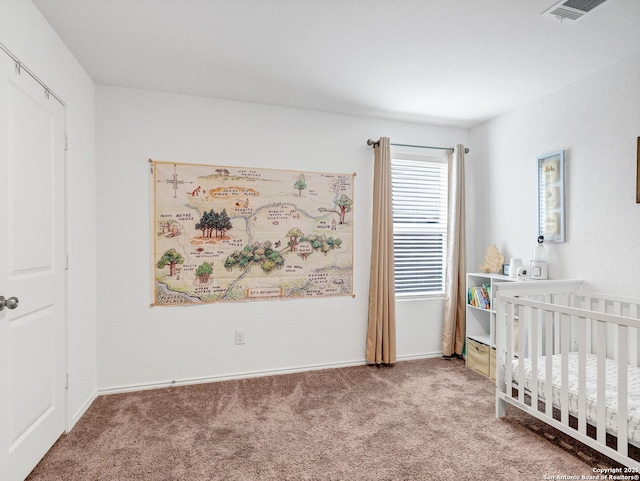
left=391, top=156, right=448, bottom=296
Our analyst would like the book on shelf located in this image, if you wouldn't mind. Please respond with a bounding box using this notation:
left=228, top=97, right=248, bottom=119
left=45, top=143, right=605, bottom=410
left=468, top=284, right=491, bottom=310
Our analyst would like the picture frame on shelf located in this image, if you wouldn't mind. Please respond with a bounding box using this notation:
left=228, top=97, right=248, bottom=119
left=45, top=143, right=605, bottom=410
left=537, top=150, right=565, bottom=243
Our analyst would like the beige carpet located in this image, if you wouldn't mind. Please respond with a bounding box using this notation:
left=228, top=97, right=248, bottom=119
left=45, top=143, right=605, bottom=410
left=27, top=357, right=623, bottom=480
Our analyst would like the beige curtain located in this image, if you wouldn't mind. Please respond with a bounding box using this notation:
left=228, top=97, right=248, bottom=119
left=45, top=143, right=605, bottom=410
left=442, top=145, right=466, bottom=357
left=366, top=137, right=396, bottom=364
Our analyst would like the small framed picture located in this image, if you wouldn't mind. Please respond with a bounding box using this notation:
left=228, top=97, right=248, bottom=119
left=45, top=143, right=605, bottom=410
left=503, top=264, right=510, bottom=276
left=537, top=150, right=565, bottom=243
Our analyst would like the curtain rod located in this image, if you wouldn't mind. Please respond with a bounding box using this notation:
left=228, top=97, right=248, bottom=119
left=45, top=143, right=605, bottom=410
left=366, top=139, right=469, bottom=154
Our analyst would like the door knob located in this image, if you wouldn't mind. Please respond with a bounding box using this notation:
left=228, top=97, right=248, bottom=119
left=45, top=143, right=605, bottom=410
left=0, top=296, right=19, bottom=311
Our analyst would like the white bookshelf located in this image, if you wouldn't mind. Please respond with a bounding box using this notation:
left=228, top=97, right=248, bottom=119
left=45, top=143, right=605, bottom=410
left=465, top=272, right=515, bottom=380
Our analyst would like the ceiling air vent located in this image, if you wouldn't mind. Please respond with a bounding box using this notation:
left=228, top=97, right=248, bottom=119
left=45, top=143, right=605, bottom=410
left=542, top=0, right=611, bottom=21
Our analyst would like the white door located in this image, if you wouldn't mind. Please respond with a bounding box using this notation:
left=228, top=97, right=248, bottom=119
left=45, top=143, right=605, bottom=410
left=0, top=51, right=66, bottom=480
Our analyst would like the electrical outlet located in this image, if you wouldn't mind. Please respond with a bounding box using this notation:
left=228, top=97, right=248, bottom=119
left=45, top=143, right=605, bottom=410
left=235, top=329, right=245, bottom=345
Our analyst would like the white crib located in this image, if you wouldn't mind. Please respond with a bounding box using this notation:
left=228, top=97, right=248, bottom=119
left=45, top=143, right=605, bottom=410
left=494, top=280, right=640, bottom=469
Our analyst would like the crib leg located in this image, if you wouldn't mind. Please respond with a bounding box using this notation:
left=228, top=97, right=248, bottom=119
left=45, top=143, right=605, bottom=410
left=496, top=394, right=506, bottom=418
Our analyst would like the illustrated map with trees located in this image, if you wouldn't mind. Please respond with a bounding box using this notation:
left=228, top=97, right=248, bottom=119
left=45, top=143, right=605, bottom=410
left=151, top=160, right=354, bottom=305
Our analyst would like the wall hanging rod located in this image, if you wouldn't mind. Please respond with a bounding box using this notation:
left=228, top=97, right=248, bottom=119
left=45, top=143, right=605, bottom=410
left=0, top=41, right=65, bottom=107
left=366, top=138, right=469, bottom=154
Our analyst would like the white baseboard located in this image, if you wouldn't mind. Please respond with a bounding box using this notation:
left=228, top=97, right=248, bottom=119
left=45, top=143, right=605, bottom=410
left=97, top=353, right=445, bottom=397
left=67, top=390, right=98, bottom=432
left=98, top=359, right=368, bottom=396
left=397, top=351, right=443, bottom=361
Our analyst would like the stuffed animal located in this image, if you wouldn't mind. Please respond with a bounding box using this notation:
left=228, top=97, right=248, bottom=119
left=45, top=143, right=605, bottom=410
left=478, top=245, right=504, bottom=273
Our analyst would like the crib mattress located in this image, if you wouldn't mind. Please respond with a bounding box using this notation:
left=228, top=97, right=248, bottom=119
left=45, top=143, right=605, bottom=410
left=511, top=352, right=640, bottom=443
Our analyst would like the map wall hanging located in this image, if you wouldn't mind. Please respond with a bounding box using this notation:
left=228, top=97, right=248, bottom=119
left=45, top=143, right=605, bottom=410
left=150, top=160, right=354, bottom=305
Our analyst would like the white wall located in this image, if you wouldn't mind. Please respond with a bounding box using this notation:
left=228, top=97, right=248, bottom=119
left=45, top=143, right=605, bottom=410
left=1, top=1, right=97, bottom=427
left=469, top=52, right=640, bottom=297
left=96, top=86, right=467, bottom=391
left=10, top=0, right=638, bottom=415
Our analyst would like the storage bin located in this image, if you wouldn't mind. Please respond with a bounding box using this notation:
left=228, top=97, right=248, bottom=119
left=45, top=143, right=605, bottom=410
left=467, top=339, right=490, bottom=377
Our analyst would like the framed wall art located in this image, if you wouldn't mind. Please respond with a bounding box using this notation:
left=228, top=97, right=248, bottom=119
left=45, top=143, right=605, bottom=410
left=537, top=150, right=565, bottom=243
left=149, top=160, right=354, bottom=305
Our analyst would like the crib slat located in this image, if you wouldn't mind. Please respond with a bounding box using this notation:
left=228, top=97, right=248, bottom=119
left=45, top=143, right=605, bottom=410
left=545, top=309, right=553, bottom=418
left=618, top=324, right=629, bottom=457
left=518, top=306, right=527, bottom=405
left=577, top=315, right=587, bottom=436
left=597, top=320, right=607, bottom=445
left=553, top=298, right=561, bottom=354
left=495, top=296, right=507, bottom=419
left=611, top=301, right=622, bottom=361
left=519, top=305, right=527, bottom=360
left=531, top=307, right=539, bottom=410
left=560, top=314, right=570, bottom=425
left=585, top=297, right=594, bottom=355
left=630, top=325, right=638, bottom=368
left=614, top=301, right=621, bottom=315
left=505, top=302, right=514, bottom=401
left=631, top=304, right=639, bottom=368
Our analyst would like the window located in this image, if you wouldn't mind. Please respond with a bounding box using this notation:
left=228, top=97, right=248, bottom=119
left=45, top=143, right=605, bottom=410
left=391, top=155, right=448, bottom=296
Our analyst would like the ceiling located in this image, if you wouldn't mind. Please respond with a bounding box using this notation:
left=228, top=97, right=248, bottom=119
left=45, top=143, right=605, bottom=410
left=32, top=0, right=640, bottom=128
